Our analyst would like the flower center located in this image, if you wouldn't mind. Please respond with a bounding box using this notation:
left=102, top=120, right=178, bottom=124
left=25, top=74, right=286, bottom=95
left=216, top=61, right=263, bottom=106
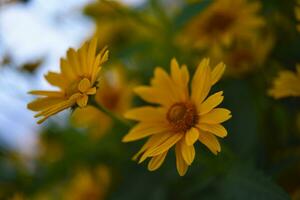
left=166, top=102, right=198, bottom=133
left=204, top=11, right=235, bottom=34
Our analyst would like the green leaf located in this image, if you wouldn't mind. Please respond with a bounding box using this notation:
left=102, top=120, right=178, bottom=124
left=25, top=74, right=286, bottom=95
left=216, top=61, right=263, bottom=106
left=218, top=164, right=290, bottom=200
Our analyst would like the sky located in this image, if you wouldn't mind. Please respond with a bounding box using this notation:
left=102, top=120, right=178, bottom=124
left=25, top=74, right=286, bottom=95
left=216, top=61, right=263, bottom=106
left=0, top=0, right=95, bottom=155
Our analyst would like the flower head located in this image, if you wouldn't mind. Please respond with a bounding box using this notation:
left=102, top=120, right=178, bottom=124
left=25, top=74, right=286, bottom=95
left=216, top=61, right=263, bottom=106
left=72, top=66, right=133, bottom=138
left=63, top=166, right=110, bottom=200
left=27, top=38, right=109, bottom=124
left=269, top=65, right=300, bottom=99
left=181, top=0, right=264, bottom=50
left=123, top=58, right=231, bottom=176
left=214, top=35, right=273, bottom=77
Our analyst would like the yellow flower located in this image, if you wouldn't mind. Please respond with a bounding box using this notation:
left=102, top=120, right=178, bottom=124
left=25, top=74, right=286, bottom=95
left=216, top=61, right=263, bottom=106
left=213, top=35, right=273, bottom=77
left=63, top=166, right=110, bottom=200
left=85, top=1, right=151, bottom=49
left=122, top=58, right=231, bottom=176
left=181, top=0, right=264, bottom=50
left=269, top=65, right=300, bottom=99
left=27, top=38, right=109, bottom=124
left=72, top=66, right=133, bottom=138
left=296, top=0, right=300, bottom=31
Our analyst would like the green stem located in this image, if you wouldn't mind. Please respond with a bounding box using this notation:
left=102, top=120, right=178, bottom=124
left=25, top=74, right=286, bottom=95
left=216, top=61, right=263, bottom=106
left=90, top=99, right=131, bottom=128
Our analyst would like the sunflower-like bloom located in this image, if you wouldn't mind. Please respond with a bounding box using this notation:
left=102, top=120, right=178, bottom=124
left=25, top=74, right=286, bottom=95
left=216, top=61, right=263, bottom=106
left=214, top=35, right=273, bottom=77
left=27, top=38, right=109, bottom=124
left=269, top=65, right=300, bottom=99
left=122, top=58, right=232, bottom=176
left=72, top=66, right=133, bottom=138
left=63, top=166, right=110, bottom=200
left=182, top=0, right=264, bottom=50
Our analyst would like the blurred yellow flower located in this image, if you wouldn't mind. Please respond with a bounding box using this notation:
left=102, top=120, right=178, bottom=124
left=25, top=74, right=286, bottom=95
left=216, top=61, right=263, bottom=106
left=214, top=35, right=274, bottom=77
left=27, top=38, right=109, bottom=124
left=85, top=1, right=151, bottom=49
left=269, top=65, right=300, bottom=99
left=63, top=166, right=110, bottom=200
left=72, top=66, right=133, bottom=138
left=181, top=0, right=264, bottom=50
left=123, top=58, right=231, bottom=176
left=10, top=193, right=25, bottom=200
left=296, top=0, right=300, bottom=31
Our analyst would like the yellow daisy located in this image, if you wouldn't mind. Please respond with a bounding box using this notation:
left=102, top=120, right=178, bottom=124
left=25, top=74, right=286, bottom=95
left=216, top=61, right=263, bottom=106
left=122, top=58, right=231, bottom=176
left=181, top=0, right=264, bottom=50
left=269, top=65, right=300, bottom=99
left=27, top=38, right=109, bottom=124
left=214, top=35, right=273, bottom=77
left=72, top=66, right=133, bottom=138
left=63, top=166, right=110, bottom=200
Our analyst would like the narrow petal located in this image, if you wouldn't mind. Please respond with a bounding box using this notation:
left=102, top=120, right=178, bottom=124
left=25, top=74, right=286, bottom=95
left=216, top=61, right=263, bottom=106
left=78, top=78, right=91, bottom=93
left=175, top=143, right=188, bottom=176
left=44, top=72, right=67, bottom=89
left=76, top=95, right=88, bottom=108
left=181, top=64, right=189, bottom=87
left=138, top=132, right=174, bottom=163
left=35, top=100, right=75, bottom=124
left=122, top=122, right=169, bottom=142
left=198, top=91, right=224, bottom=115
left=147, top=151, right=168, bottom=171
left=170, top=58, right=181, bottom=84
left=145, top=133, right=183, bottom=157
left=60, top=58, right=76, bottom=81
left=79, top=42, right=88, bottom=76
left=199, top=108, right=232, bottom=124
left=124, top=106, right=166, bottom=122
left=185, top=127, right=199, bottom=146
left=87, top=38, right=98, bottom=76
left=198, top=131, right=221, bottom=155
left=152, top=67, right=182, bottom=101
left=197, top=123, right=227, bottom=138
left=27, top=97, right=64, bottom=111
left=86, top=87, right=97, bottom=95
left=28, top=90, right=64, bottom=98
left=134, top=86, right=174, bottom=107
left=191, top=58, right=212, bottom=105
left=68, top=48, right=81, bottom=75
left=180, top=139, right=195, bottom=165
left=211, top=62, right=225, bottom=85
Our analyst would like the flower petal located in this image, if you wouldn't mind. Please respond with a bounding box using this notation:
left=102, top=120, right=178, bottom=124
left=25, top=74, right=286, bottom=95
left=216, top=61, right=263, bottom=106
left=211, top=62, right=225, bottom=85
left=197, top=123, right=227, bottom=138
left=122, top=122, right=169, bottom=142
left=137, top=132, right=173, bottom=163
left=145, top=133, right=183, bottom=157
left=27, top=97, right=64, bottom=111
left=185, top=127, right=199, bottom=146
left=199, top=108, right=232, bottom=124
left=134, top=86, right=174, bottom=107
left=198, top=91, right=224, bottom=115
left=86, top=87, right=97, bottom=95
left=124, top=106, right=166, bottom=122
left=198, top=131, right=221, bottom=155
left=147, top=151, right=168, bottom=171
left=180, top=139, right=195, bottom=165
left=191, top=58, right=212, bottom=105
left=78, top=78, right=91, bottom=93
left=175, top=143, right=188, bottom=176
left=76, top=95, right=88, bottom=107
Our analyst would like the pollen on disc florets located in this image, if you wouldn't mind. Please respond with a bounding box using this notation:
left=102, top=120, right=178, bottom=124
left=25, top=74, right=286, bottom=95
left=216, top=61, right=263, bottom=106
left=166, top=102, right=199, bottom=133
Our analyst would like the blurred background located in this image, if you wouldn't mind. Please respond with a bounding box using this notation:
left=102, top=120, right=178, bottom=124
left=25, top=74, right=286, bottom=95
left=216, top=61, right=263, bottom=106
left=0, top=0, right=299, bottom=199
